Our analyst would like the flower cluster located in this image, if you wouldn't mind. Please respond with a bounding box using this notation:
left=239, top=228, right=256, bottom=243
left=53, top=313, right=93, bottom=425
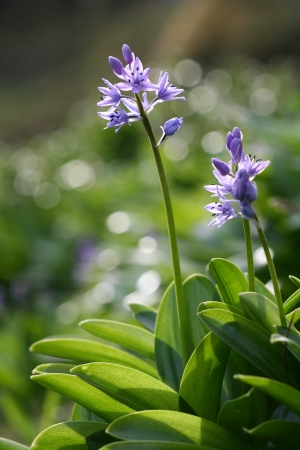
left=97, top=44, right=184, bottom=138
left=205, top=127, right=270, bottom=227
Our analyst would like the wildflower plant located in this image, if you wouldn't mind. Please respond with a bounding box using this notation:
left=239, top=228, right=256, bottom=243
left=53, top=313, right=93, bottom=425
left=2, top=45, right=300, bottom=450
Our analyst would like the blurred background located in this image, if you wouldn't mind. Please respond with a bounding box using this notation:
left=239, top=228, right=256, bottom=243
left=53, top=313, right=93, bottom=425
left=2, top=0, right=300, bottom=444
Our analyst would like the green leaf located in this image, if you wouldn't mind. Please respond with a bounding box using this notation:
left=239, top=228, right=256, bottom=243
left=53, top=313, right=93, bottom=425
left=198, top=309, right=300, bottom=387
left=31, top=373, right=133, bottom=422
left=284, top=288, right=300, bottom=314
left=71, top=362, right=179, bottom=412
left=30, top=421, right=108, bottom=450
left=30, top=337, right=157, bottom=378
left=183, top=274, right=220, bottom=355
left=245, top=420, right=300, bottom=450
left=106, top=410, right=255, bottom=450
left=217, top=388, right=267, bottom=442
left=0, top=438, right=29, bottom=450
left=79, top=319, right=154, bottom=360
left=101, top=442, right=208, bottom=450
left=155, top=283, right=182, bottom=392
left=179, top=332, right=230, bottom=422
left=271, top=326, right=300, bottom=362
left=289, top=275, right=300, bottom=289
left=198, top=301, right=243, bottom=316
left=287, top=307, right=300, bottom=325
left=71, top=404, right=104, bottom=422
left=85, top=428, right=116, bottom=450
left=239, top=292, right=280, bottom=333
left=251, top=277, right=276, bottom=304
left=209, top=259, right=248, bottom=309
left=127, top=302, right=157, bottom=332
left=32, top=363, right=74, bottom=375
left=234, top=375, right=300, bottom=418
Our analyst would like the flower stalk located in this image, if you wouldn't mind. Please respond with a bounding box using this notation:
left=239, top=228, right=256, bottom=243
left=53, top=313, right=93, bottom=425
left=243, top=218, right=255, bottom=292
left=135, top=93, right=189, bottom=367
left=254, top=215, right=286, bottom=327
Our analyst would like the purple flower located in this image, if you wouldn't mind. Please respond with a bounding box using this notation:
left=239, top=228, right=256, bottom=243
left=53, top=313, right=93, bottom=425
left=226, top=127, right=244, bottom=165
left=156, top=72, right=185, bottom=102
left=240, top=200, right=255, bottom=219
left=122, top=44, right=134, bottom=64
left=205, top=201, right=238, bottom=228
left=98, top=79, right=121, bottom=107
left=240, top=154, right=271, bottom=178
left=232, top=169, right=257, bottom=202
left=108, top=56, right=124, bottom=76
left=212, top=158, right=230, bottom=176
left=97, top=107, right=130, bottom=132
left=157, top=117, right=183, bottom=146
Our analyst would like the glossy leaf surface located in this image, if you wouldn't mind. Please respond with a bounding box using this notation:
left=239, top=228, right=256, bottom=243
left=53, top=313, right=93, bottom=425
left=179, top=332, right=230, bottom=421
left=198, top=309, right=300, bottom=387
left=155, top=283, right=182, bottom=391
left=107, top=410, right=255, bottom=450
left=245, top=420, right=300, bottom=450
left=209, top=259, right=248, bottom=309
left=283, top=288, right=300, bottom=314
left=80, top=319, right=155, bottom=360
left=101, top=442, right=209, bottom=450
left=72, top=362, right=179, bottom=412
left=32, top=363, right=74, bottom=375
left=31, top=373, right=133, bottom=422
left=30, top=421, right=108, bottom=450
left=0, top=438, right=29, bottom=450
left=30, top=337, right=156, bottom=377
left=128, top=302, right=157, bottom=332
left=239, top=292, right=280, bottom=333
left=235, top=375, right=300, bottom=417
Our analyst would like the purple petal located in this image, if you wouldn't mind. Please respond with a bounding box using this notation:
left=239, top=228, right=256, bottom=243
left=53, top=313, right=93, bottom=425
left=109, top=56, right=123, bottom=76
left=212, top=158, right=230, bottom=176
left=122, top=44, right=133, bottom=64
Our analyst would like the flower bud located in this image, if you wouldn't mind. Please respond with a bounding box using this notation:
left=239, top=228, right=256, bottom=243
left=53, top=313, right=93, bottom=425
left=232, top=127, right=242, bottom=139
left=240, top=201, right=255, bottom=219
left=232, top=169, right=257, bottom=202
left=212, top=158, right=230, bottom=176
left=108, top=56, right=123, bottom=76
left=163, top=117, right=183, bottom=136
left=230, top=138, right=243, bottom=164
left=122, top=44, right=133, bottom=64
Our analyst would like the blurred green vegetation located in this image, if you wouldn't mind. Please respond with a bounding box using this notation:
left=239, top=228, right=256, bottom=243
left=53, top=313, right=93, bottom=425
left=2, top=4, right=300, bottom=443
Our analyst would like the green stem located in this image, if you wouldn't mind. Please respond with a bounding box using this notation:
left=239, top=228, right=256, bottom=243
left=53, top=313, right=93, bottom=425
left=135, top=94, right=189, bottom=367
left=255, top=215, right=286, bottom=327
left=243, top=218, right=255, bottom=292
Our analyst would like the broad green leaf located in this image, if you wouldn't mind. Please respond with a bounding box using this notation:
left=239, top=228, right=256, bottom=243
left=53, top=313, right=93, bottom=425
left=101, top=442, right=209, bottom=449
left=245, top=420, right=300, bottom=450
left=85, top=428, right=116, bottom=450
left=79, top=319, right=154, bottom=360
left=179, top=332, right=230, bottom=422
left=0, top=438, right=29, bottom=450
left=32, top=363, right=74, bottom=375
left=183, top=274, right=220, bottom=355
left=106, top=410, right=255, bottom=450
left=239, top=292, right=280, bottom=333
left=251, top=277, right=276, bottom=304
left=283, top=288, right=300, bottom=314
left=71, top=362, right=179, bottom=412
left=127, top=302, right=157, bottom=332
left=198, top=301, right=243, bottom=316
left=30, top=337, right=156, bottom=378
left=209, top=259, right=248, bottom=309
left=235, top=375, right=300, bottom=418
left=217, top=387, right=267, bottom=442
left=198, top=309, right=300, bottom=387
left=30, top=421, right=108, bottom=450
left=31, top=373, right=133, bottom=422
left=72, top=404, right=104, bottom=422
left=155, top=283, right=182, bottom=391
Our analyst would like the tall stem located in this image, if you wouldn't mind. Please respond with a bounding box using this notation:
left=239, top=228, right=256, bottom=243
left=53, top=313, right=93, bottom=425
left=255, top=215, right=286, bottom=327
left=135, top=94, right=189, bottom=367
left=243, top=218, right=255, bottom=291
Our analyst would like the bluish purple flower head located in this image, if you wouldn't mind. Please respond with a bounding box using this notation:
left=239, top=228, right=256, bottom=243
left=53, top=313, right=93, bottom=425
left=97, top=44, right=185, bottom=137
left=204, top=127, right=270, bottom=227
left=157, top=117, right=183, bottom=147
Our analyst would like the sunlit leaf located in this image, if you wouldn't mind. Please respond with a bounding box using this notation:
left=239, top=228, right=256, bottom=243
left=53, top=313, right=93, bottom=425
left=127, top=303, right=157, bottom=332
left=72, top=362, right=179, bottom=412
left=209, top=259, right=248, bottom=309
left=30, top=337, right=156, bottom=378
left=80, top=319, right=155, bottom=360
left=106, top=410, right=255, bottom=450
left=245, top=420, right=300, bottom=450
left=235, top=375, right=300, bottom=418
left=101, top=442, right=208, bottom=449
left=283, top=288, right=300, bottom=314
left=32, top=363, right=74, bottom=375
left=31, top=373, right=133, bottom=423
left=179, top=332, right=230, bottom=421
left=0, top=438, right=29, bottom=450
left=239, top=292, right=280, bottom=333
